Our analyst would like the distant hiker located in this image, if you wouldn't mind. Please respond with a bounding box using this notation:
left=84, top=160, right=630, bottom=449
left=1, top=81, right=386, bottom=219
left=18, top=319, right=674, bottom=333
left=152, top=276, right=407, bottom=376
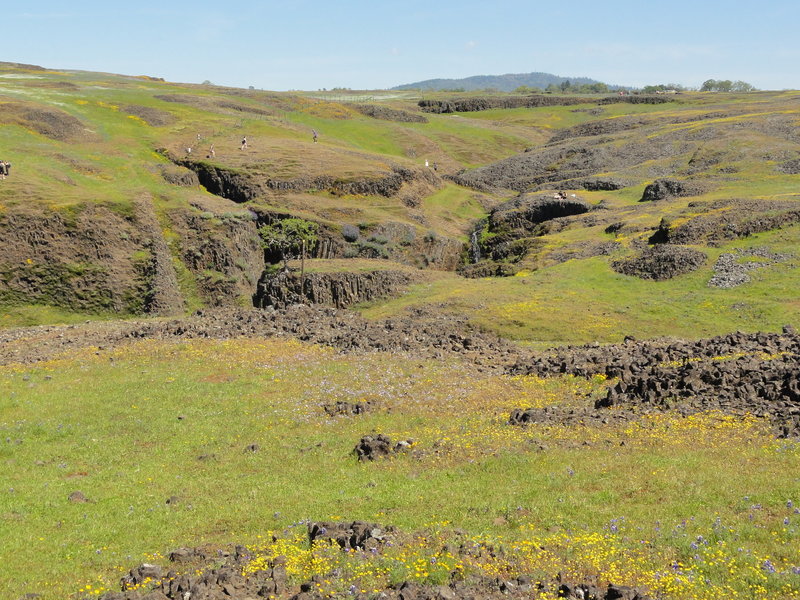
left=197, top=133, right=202, bottom=141
left=432, top=162, right=438, bottom=172
left=312, top=129, right=318, bottom=143
left=425, top=160, right=429, bottom=168
left=241, top=136, right=248, bottom=150
left=0, top=161, right=6, bottom=180
left=185, top=146, right=192, bottom=155
left=209, top=144, right=215, bottom=158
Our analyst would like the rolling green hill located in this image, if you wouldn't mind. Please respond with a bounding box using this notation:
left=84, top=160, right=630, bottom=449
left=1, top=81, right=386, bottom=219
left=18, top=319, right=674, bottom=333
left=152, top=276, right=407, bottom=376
left=1, top=63, right=799, bottom=343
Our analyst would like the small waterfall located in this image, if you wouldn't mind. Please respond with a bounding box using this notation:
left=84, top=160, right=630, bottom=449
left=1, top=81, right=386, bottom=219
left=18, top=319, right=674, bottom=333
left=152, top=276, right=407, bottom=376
left=470, top=230, right=481, bottom=264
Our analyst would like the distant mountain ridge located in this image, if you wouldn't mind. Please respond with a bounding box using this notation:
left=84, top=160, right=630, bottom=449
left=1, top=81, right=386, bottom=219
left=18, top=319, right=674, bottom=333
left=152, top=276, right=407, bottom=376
left=392, top=72, right=613, bottom=92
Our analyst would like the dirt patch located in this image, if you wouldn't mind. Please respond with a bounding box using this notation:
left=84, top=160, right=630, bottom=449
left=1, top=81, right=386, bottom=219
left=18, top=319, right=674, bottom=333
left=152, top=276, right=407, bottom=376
left=215, top=100, right=274, bottom=116
left=0, top=102, right=95, bottom=142
left=611, top=245, right=707, bottom=280
left=121, top=104, right=176, bottom=126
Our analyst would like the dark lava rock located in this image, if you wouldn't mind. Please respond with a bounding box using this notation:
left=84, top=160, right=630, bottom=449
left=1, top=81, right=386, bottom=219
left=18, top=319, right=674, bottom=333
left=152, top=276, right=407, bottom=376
left=490, top=194, right=592, bottom=231
left=121, top=564, right=163, bottom=590
left=354, top=434, right=414, bottom=461
left=354, top=104, right=428, bottom=123
left=68, top=490, right=89, bottom=503
left=458, top=262, right=519, bottom=278
left=654, top=199, right=800, bottom=245
left=308, top=520, right=394, bottom=550
left=776, top=158, right=800, bottom=175
left=611, top=245, right=707, bottom=280
left=323, top=401, right=373, bottom=417
left=640, top=179, right=705, bottom=202
left=708, top=247, right=792, bottom=288
left=255, top=270, right=411, bottom=310
left=509, top=328, right=800, bottom=438
left=580, top=178, right=630, bottom=191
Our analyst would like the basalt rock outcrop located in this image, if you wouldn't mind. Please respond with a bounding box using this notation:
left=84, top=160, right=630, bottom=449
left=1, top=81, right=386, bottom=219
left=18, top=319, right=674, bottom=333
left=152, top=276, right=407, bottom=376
left=479, top=194, right=592, bottom=260
left=0, top=200, right=184, bottom=315
left=169, top=154, right=439, bottom=202
left=354, top=104, right=428, bottom=123
left=308, top=521, right=394, bottom=550
left=419, top=94, right=672, bottom=114
left=611, top=245, right=707, bottom=281
left=650, top=199, right=800, bottom=245
left=639, top=179, right=706, bottom=202
left=254, top=270, right=411, bottom=309
left=510, top=328, right=800, bottom=437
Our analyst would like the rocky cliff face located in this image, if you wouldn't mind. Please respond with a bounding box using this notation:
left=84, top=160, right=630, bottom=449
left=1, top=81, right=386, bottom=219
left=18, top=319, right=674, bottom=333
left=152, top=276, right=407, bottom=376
left=0, top=196, right=268, bottom=315
left=254, top=270, right=411, bottom=309
left=169, top=210, right=265, bottom=306
left=0, top=202, right=184, bottom=315
left=170, top=154, right=439, bottom=202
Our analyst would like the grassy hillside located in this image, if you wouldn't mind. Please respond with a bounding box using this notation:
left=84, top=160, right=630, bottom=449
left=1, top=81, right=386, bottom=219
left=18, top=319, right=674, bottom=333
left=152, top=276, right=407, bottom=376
left=2, top=65, right=800, bottom=600
left=3, top=66, right=800, bottom=342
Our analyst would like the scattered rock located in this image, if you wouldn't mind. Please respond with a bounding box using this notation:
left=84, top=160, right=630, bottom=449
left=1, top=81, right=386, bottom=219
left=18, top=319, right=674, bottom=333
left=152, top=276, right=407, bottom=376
left=323, top=401, right=373, bottom=417
left=708, top=247, right=792, bottom=288
left=354, top=434, right=393, bottom=461
left=308, top=520, right=394, bottom=551
left=68, top=491, right=89, bottom=503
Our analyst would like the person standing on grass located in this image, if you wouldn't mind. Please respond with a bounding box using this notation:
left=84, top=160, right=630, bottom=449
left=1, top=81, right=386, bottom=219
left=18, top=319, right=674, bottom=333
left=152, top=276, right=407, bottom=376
left=312, top=129, right=318, bottom=143
left=241, top=136, right=248, bottom=150
left=209, top=144, right=215, bottom=158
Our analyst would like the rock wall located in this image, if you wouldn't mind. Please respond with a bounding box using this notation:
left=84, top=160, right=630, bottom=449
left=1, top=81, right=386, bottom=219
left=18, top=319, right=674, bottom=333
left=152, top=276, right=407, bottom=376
left=169, top=210, right=265, bottom=306
left=254, top=270, right=411, bottom=309
left=169, top=153, right=439, bottom=202
left=0, top=202, right=183, bottom=314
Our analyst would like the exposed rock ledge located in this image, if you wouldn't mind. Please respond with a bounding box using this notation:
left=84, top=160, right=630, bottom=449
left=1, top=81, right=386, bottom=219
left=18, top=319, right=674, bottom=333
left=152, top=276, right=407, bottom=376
left=254, top=270, right=411, bottom=309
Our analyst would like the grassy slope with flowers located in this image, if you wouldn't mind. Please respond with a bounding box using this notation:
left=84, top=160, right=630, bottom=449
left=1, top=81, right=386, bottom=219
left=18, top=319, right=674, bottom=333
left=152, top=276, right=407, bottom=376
left=1, top=338, right=799, bottom=599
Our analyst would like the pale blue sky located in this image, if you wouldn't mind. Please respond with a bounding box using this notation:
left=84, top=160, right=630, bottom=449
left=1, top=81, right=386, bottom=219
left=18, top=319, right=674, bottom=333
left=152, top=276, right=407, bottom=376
left=4, top=1, right=799, bottom=90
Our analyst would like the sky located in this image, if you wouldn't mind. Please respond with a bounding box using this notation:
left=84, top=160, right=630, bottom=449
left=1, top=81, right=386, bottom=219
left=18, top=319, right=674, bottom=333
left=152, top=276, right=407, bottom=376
left=4, top=1, right=799, bottom=91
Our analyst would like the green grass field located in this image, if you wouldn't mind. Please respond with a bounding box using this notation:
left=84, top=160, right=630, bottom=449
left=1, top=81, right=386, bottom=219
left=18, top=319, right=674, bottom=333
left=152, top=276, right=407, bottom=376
left=1, top=339, right=799, bottom=599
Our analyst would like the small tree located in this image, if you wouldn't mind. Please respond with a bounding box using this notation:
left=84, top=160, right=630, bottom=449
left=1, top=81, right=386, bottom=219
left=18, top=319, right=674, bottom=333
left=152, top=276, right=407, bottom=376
left=258, top=218, right=319, bottom=287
